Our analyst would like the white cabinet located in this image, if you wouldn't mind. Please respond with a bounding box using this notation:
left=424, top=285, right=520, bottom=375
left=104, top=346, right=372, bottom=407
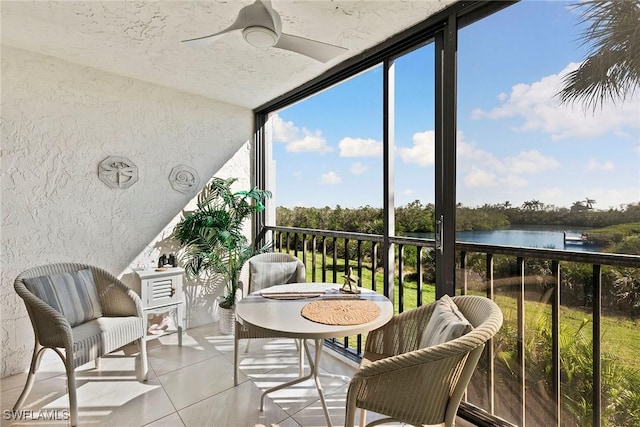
left=133, top=267, right=184, bottom=346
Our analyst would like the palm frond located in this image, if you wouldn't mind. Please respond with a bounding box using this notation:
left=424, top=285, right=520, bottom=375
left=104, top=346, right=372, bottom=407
left=557, top=0, right=640, bottom=111
left=172, top=176, right=272, bottom=306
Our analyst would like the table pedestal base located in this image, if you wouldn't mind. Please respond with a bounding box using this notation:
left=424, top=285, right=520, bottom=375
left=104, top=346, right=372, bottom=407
left=259, top=339, right=349, bottom=427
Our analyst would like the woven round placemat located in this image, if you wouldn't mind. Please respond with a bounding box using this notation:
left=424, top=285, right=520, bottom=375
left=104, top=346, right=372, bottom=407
left=301, top=299, right=381, bottom=326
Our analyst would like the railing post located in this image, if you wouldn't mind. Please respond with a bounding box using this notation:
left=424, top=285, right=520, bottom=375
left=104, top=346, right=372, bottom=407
left=486, top=253, right=496, bottom=415
left=357, top=240, right=363, bottom=281
left=417, top=246, right=423, bottom=307
left=551, top=260, right=560, bottom=427
left=398, top=244, right=404, bottom=313
left=312, top=235, right=317, bottom=282
left=301, top=233, right=307, bottom=269
left=517, top=256, right=526, bottom=427
left=372, top=243, right=378, bottom=292
left=344, top=238, right=350, bottom=275
left=593, top=264, right=602, bottom=427
left=332, top=237, right=338, bottom=283
left=321, top=237, right=327, bottom=283
left=460, top=250, right=467, bottom=295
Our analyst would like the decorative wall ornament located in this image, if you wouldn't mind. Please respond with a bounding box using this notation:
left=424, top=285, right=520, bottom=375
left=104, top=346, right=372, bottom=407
left=98, top=156, right=138, bottom=189
left=169, top=165, right=200, bottom=194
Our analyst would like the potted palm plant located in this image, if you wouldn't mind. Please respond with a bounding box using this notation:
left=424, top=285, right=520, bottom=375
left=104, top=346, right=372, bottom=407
left=173, top=177, right=271, bottom=334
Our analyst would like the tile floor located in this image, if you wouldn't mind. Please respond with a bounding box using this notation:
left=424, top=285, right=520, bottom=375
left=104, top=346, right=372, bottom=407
left=1, top=323, right=475, bottom=427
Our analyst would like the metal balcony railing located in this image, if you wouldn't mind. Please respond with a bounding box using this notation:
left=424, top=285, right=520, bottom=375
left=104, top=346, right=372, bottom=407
left=259, top=225, right=640, bottom=427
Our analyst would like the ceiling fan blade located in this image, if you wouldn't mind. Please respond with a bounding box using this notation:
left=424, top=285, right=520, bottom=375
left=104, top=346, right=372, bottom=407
left=258, top=0, right=281, bottom=33
left=181, top=3, right=252, bottom=44
left=275, top=33, right=347, bottom=62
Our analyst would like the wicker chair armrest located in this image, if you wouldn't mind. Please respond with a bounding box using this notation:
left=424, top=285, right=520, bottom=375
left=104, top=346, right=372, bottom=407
left=92, top=268, right=143, bottom=317
left=356, top=339, right=476, bottom=380
left=14, top=281, right=73, bottom=347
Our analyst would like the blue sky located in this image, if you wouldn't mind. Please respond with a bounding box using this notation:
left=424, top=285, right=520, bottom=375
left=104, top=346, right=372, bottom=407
left=269, top=1, right=640, bottom=210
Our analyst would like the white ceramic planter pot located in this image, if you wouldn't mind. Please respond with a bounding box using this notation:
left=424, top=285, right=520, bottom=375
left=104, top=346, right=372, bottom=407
left=219, top=305, right=235, bottom=335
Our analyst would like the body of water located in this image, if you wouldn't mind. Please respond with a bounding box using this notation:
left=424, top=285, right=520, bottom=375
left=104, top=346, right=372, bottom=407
left=407, top=225, right=602, bottom=252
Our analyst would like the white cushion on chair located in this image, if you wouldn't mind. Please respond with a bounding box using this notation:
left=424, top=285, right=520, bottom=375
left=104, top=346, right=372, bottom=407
left=71, top=317, right=144, bottom=368
left=249, top=261, right=299, bottom=293
left=419, top=294, right=473, bottom=348
left=23, top=268, right=103, bottom=327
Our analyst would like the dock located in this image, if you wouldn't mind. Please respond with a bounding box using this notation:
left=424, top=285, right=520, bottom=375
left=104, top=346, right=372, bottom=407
left=563, top=231, right=586, bottom=245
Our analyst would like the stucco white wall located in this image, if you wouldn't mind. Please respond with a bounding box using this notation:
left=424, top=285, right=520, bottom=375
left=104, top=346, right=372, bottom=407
left=119, top=151, right=252, bottom=331
left=0, top=46, right=252, bottom=377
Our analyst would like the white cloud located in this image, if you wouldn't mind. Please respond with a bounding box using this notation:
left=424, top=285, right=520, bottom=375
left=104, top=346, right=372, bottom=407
left=270, top=114, right=333, bottom=154
left=587, top=158, right=615, bottom=171
left=338, top=137, right=382, bottom=157
left=272, top=114, right=299, bottom=142
left=320, top=171, right=342, bottom=184
left=504, top=174, right=529, bottom=187
left=397, top=131, right=436, bottom=166
left=457, top=135, right=504, bottom=173
left=286, top=131, right=332, bottom=153
left=472, top=62, right=640, bottom=140
left=396, top=129, right=561, bottom=191
left=349, top=162, right=368, bottom=175
left=464, top=167, right=498, bottom=187
left=458, top=134, right=559, bottom=190
left=506, top=150, right=560, bottom=174
left=400, top=189, right=415, bottom=196
left=292, top=171, right=302, bottom=181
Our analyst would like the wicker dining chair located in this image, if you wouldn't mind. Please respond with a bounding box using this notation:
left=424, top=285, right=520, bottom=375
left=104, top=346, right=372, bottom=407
left=233, top=252, right=306, bottom=385
left=345, top=295, right=503, bottom=427
left=13, top=263, right=148, bottom=426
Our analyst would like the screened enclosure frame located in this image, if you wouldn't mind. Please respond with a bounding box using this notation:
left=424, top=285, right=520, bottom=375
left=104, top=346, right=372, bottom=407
left=252, top=0, right=516, bottom=300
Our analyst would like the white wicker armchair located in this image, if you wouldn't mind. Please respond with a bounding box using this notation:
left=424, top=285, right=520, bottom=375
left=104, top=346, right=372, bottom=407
left=13, top=263, right=148, bottom=426
left=233, top=252, right=306, bottom=385
left=345, top=295, right=503, bottom=427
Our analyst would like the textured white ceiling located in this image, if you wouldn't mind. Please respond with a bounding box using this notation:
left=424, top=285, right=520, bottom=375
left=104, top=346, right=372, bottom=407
left=1, top=0, right=455, bottom=109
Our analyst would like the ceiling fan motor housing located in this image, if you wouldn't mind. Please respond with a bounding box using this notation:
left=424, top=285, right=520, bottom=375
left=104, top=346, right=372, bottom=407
left=241, top=0, right=282, bottom=47
left=242, top=26, right=278, bottom=47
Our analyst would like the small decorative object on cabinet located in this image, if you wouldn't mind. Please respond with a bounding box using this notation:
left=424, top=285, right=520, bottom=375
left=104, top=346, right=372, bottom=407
left=132, top=267, right=184, bottom=346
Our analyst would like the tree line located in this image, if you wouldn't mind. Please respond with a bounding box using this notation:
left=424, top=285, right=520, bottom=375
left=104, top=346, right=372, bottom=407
left=277, top=201, right=640, bottom=234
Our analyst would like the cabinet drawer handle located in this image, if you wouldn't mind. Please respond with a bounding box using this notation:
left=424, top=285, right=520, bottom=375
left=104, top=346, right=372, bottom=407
left=170, top=287, right=176, bottom=297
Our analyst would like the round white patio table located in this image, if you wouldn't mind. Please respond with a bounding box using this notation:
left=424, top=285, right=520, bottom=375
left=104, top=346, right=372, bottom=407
left=235, top=282, right=393, bottom=427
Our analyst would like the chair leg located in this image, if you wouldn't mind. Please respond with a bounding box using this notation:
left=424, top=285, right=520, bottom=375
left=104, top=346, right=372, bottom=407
left=244, top=338, right=251, bottom=353
left=95, top=356, right=101, bottom=370
left=65, top=359, right=78, bottom=427
left=138, top=338, right=148, bottom=381
left=13, top=343, right=46, bottom=411
left=359, top=408, right=366, bottom=427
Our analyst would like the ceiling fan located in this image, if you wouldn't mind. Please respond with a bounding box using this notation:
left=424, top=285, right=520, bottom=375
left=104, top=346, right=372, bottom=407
left=182, top=0, right=347, bottom=63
